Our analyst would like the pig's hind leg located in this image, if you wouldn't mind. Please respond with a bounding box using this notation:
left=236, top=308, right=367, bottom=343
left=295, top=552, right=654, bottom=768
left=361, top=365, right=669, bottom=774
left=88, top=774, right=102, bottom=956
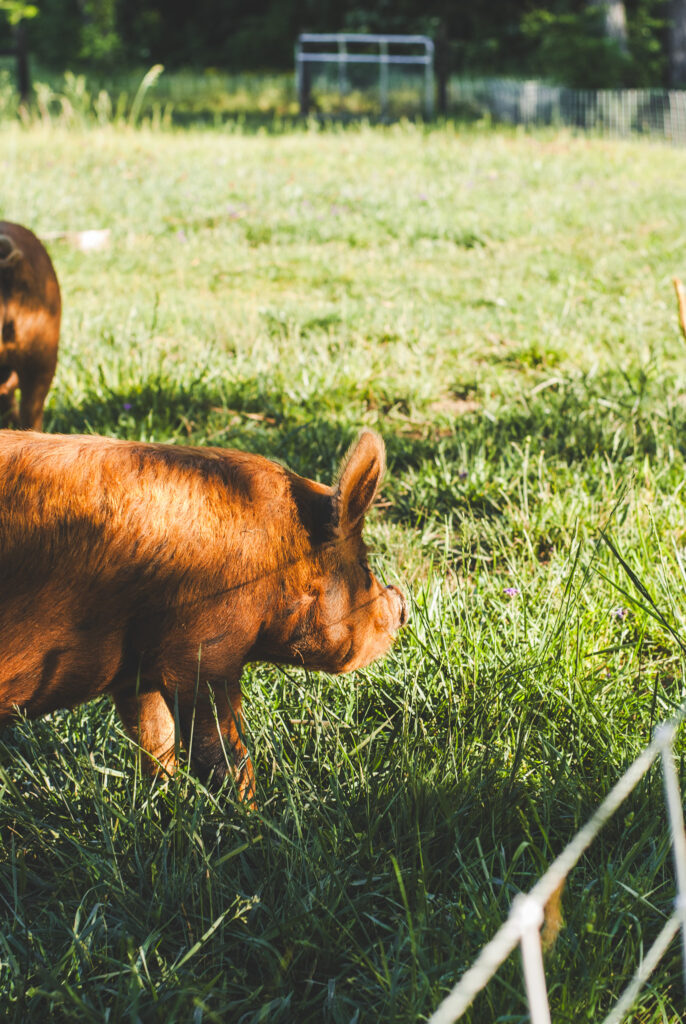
left=19, top=364, right=56, bottom=431
left=115, top=689, right=177, bottom=776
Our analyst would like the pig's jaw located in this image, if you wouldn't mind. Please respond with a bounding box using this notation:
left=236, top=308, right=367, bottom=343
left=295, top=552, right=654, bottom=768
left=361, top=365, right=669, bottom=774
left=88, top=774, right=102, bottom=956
left=249, top=578, right=407, bottom=675
left=337, top=587, right=407, bottom=673
left=303, top=582, right=408, bottom=675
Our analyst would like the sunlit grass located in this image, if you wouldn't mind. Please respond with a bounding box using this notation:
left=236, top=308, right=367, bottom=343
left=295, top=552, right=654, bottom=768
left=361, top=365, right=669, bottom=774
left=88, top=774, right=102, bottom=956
left=1, top=118, right=686, bottom=1020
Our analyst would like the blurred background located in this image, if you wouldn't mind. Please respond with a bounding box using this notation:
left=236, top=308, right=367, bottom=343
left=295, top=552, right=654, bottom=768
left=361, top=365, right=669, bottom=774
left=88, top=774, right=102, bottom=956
left=0, top=0, right=685, bottom=136
left=4, top=4, right=686, bottom=1024
left=3, top=0, right=685, bottom=92
left=10, top=0, right=686, bottom=89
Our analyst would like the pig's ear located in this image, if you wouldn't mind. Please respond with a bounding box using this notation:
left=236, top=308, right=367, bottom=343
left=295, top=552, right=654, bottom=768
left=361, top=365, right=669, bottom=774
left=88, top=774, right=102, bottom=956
left=334, top=430, right=385, bottom=533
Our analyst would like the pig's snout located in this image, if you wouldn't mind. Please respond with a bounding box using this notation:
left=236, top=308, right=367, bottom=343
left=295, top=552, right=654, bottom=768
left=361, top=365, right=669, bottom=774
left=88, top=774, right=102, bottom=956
left=386, top=584, right=408, bottom=628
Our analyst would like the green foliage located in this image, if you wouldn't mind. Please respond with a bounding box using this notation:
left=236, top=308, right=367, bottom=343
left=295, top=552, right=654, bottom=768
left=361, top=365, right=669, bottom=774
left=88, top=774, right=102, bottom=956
left=15, top=0, right=672, bottom=89
left=522, top=7, right=630, bottom=88
left=78, top=0, right=121, bottom=64
left=27, top=0, right=86, bottom=71
left=1, top=117, right=686, bottom=1020
left=626, top=0, right=670, bottom=87
left=522, top=1, right=669, bottom=88
left=0, top=0, right=37, bottom=23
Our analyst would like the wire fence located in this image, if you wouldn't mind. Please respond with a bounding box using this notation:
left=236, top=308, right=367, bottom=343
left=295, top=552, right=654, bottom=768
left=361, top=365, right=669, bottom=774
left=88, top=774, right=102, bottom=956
left=450, top=78, right=686, bottom=144
left=297, top=68, right=686, bottom=144
left=427, top=715, right=686, bottom=1024
left=291, top=55, right=686, bottom=141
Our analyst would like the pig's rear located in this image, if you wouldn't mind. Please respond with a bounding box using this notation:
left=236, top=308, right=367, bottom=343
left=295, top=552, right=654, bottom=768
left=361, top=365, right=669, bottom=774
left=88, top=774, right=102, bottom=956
left=0, top=222, right=61, bottom=431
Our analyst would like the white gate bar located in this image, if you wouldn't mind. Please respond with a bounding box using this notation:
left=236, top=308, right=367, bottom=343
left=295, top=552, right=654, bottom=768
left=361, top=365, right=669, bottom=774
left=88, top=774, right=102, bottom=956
left=427, top=909, right=532, bottom=1024
left=296, top=54, right=432, bottom=66
left=515, top=896, right=552, bottom=1024
left=528, top=732, right=665, bottom=911
left=298, top=33, right=433, bottom=45
left=657, top=722, right=686, bottom=990
left=428, top=723, right=672, bottom=1024
left=600, top=912, right=681, bottom=1024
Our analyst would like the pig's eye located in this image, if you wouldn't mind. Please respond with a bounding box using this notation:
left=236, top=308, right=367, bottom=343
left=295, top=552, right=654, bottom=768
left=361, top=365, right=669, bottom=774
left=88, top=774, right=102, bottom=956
left=359, top=559, right=373, bottom=587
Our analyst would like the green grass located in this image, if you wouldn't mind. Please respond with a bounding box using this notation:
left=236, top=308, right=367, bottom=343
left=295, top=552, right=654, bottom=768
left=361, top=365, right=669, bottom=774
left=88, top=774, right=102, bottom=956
left=1, top=65, right=439, bottom=125
left=2, top=115, right=686, bottom=1021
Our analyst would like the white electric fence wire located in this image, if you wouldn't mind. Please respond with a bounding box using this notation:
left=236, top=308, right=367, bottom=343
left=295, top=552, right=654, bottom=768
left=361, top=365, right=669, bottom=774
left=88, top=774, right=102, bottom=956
left=600, top=913, right=681, bottom=1024
left=428, top=713, right=686, bottom=1024
left=515, top=896, right=552, bottom=1024
left=658, top=724, right=686, bottom=992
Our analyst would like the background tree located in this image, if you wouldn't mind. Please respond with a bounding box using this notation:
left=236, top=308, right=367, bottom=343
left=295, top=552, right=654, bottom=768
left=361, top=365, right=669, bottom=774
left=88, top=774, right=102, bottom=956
left=594, top=0, right=629, bottom=51
left=13, top=0, right=674, bottom=89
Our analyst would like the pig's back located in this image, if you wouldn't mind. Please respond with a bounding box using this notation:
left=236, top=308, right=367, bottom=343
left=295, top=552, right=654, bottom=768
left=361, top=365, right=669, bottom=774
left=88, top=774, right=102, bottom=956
left=0, top=430, right=308, bottom=716
left=0, top=430, right=297, bottom=587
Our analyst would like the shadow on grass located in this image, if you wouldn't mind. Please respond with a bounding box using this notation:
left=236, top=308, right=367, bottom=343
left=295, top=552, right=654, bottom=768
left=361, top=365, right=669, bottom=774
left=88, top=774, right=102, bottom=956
left=0, top=687, right=678, bottom=1024
left=1, top=354, right=683, bottom=1018
left=36, top=362, right=686, bottom=560
left=159, top=110, right=480, bottom=133
left=45, top=372, right=355, bottom=481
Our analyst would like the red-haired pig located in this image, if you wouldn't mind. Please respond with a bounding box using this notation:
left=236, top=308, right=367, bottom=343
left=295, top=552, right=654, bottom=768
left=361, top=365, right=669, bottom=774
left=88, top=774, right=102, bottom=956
left=0, top=429, right=407, bottom=803
left=0, top=221, right=61, bottom=430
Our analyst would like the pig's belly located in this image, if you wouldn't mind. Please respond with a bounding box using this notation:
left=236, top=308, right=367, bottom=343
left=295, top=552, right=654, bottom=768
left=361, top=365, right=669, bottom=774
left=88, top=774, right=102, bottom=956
left=0, top=594, right=128, bottom=719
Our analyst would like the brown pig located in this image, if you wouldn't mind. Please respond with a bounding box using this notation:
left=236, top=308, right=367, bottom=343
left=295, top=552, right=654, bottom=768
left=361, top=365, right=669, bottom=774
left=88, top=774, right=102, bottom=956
left=0, top=221, right=61, bottom=431
left=0, top=429, right=407, bottom=802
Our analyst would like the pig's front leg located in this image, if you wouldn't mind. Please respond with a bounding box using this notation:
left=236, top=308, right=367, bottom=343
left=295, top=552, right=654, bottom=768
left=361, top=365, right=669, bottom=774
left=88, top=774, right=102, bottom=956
left=173, top=677, right=256, bottom=807
left=115, top=688, right=177, bottom=775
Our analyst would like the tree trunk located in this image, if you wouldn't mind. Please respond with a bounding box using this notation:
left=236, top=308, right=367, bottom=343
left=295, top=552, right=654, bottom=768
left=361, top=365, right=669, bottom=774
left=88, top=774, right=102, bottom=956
left=670, top=0, right=686, bottom=87
left=13, top=23, right=29, bottom=105
left=591, top=1, right=629, bottom=53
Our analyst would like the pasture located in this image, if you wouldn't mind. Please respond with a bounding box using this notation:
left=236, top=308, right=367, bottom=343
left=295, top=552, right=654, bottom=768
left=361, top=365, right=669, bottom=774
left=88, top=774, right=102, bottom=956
left=1, top=115, right=686, bottom=1022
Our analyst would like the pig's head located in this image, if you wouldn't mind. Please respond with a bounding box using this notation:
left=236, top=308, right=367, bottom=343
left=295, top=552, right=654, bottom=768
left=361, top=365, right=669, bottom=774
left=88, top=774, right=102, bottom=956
left=257, top=431, right=408, bottom=674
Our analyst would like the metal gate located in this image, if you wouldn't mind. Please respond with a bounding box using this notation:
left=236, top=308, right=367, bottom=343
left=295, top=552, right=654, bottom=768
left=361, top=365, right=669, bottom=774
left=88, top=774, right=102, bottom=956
left=295, top=33, right=435, bottom=119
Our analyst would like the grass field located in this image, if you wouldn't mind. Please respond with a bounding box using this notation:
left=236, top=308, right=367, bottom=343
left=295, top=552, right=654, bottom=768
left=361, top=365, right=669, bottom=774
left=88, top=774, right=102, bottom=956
left=2, top=115, right=686, bottom=1022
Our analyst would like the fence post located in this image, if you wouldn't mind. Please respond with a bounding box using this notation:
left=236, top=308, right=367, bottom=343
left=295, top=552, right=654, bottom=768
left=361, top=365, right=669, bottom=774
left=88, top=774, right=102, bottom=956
left=379, top=39, right=388, bottom=118
left=338, top=34, right=348, bottom=96
left=296, top=38, right=310, bottom=117
left=424, top=38, right=435, bottom=119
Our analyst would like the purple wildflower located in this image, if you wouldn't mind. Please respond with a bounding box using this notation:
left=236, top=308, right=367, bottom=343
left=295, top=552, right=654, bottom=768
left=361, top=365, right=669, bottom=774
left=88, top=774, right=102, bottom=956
left=504, top=587, right=520, bottom=597
left=123, top=402, right=132, bottom=411
left=612, top=606, right=629, bottom=620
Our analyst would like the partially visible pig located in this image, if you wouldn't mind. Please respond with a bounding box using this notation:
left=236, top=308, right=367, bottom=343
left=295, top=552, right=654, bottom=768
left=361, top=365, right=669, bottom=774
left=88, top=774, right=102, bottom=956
left=0, top=429, right=407, bottom=803
left=0, top=221, right=61, bottom=430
